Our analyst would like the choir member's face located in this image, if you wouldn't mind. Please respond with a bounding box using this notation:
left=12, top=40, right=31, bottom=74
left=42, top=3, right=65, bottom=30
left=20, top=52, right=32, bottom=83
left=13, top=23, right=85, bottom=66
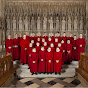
left=44, top=33, right=47, bottom=36
left=8, top=35, right=11, bottom=39
left=42, top=38, right=45, bottom=42
left=32, top=33, right=35, bottom=37
left=67, top=40, right=70, bottom=44
left=55, top=38, right=58, bottom=42
left=57, top=33, right=60, bottom=36
left=58, top=43, right=61, bottom=47
left=74, top=36, right=77, bottom=40
left=23, top=35, right=26, bottom=39
left=15, top=34, right=18, bottom=38
left=32, top=48, right=36, bottom=52
left=48, top=48, right=51, bottom=52
left=29, top=43, right=32, bottom=47
left=61, top=40, right=64, bottom=43
left=37, top=38, right=40, bottom=41
left=51, top=33, right=53, bottom=36
left=51, top=43, right=54, bottom=47
left=26, top=32, right=28, bottom=35
left=48, top=38, right=51, bottom=41
left=19, top=33, right=21, bottom=37
left=38, top=32, right=41, bottom=36
left=79, top=34, right=83, bottom=38
left=36, top=43, right=40, bottom=46
left=63, top=33, right=66, bottom=36
left=41, top=47, right=44, bottom=51
left=44, top=42, right=47, bottom=46
left=56, top=48, right=60, bottom=52
left=31, top=40, right=34, bottom=43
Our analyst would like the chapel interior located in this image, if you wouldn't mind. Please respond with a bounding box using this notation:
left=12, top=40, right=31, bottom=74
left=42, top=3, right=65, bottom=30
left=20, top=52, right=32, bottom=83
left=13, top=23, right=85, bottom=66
left=0, top=0, right=88, bottom=87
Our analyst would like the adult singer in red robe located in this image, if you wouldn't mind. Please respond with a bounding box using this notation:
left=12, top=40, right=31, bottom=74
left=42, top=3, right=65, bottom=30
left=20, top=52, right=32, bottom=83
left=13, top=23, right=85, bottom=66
left=55, top=32, right=61, bottom=43
left=18, top=33, right=23, bottom=43
left=46, top=47, right=53, bottom=74
left=66, top=39, right=73, bottom=63
left=54, top=38, right=59, bottom=47
left=77, top=34, right=86, bottom=61
left=25, top=32, right=30, bottom=42
left=35, top=42, right=41, bottom=52
left=50, top=32, right=55, bottom=42
left=54, top=47, right=62, bottom=75
left=20, top=35, right=29, bottom=64
left=43, top=32, right=48, bottom=42
left=47, top=37, right=53, bottom=46
left=30, top=48, right=38, bottom=75
left=5, top=35, right=13, bottom=60
left=72, top=35, right=78, bottom=61
left=13, top=34, right=20, bottom=60
left=38, top=46, right=46, bottom=74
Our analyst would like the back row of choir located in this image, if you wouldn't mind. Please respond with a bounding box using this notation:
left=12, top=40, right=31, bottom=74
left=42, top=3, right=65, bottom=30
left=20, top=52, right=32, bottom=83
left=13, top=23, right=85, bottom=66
left=5, top=32, right=86, bottom=75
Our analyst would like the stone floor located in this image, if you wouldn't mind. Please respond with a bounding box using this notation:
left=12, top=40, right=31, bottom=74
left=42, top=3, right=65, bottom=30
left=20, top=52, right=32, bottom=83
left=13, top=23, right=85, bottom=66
left=10, top=77, right=85, bottom=88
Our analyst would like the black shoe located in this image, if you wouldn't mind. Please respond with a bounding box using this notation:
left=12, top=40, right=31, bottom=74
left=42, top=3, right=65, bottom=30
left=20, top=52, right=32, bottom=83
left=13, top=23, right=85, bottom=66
left=31, top=73, right=34, bottom=75
left=22, top=63, right=25, bottom=65
left=39, top=72, right=41, bottom=74
left=55, top=72, right=57, bottom=75
left=59, top=73, right=61, bottom=75
left=50, top=72, right=52, bottom=74
left=43, top=72, right=46, bottom=74
left=35, top=73, right=37, bottom=75
left=47, top=72, right=49, bottom=74
left=28, top=67, right=30, bottom=69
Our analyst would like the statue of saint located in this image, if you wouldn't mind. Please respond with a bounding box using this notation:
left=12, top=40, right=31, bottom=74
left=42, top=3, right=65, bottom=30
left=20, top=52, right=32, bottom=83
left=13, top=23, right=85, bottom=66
left=19, top=16, right=23, bottom=30
left=31, top=17, right=35, bottom=30
left=37, top=16, right=41, bottom=30
left=6, top=16, right=10, bottom=30
left=43, top=16, right=47, bottom=30
left=49, top=17, right=53, bottom=31
left=68, top=17, right=71, bottom=31
left=74, top=16, right=78, bottom=31
left=62, top=17, right=66, bottom=31
left=24, top=16, right=29, bottom=30
left=80, top=17, right=83, bottom=31
left=56, top=17, right=59, bottom=31
left=12, top=16, right=16, bottom=30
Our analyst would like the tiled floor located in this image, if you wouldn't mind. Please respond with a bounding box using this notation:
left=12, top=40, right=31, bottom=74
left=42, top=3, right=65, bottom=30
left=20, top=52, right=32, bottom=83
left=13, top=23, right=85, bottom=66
left=10, top=77, right=85, bottom=88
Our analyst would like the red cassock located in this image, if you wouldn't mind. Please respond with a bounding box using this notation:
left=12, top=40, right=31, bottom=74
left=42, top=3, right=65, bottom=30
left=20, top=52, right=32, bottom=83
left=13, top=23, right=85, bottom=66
left=66, top=43, right=72, bottom=62
left=51, top=47, right=55, bottom=53
left=37, top=36, right=42, bottom=41
left=5, top=39, right=13, bottom=60
left=67, top=37, right=74, bottom=45
left=46, top=51, right=53, bottom=72
left=43, top=36, right=48, bottom=42
left=77, top=38, right=86, bottom=61
left=50, top=36, right=55, bottom=42
left=47, top=41, right=53, bottom=46
left=27, top=47, right=32, bottom=66
left=26, top=36, right=30, bottom=42
left=54, top=52, right=62, bottom=73
left=18, top=37, right=23, bottom=43
left=35, top=46, right=41, bottom=52
left=31, top=36, right=36, bottom=43
left=55, top=36, right=61, bottom=43
left=61, top=43, right=66, bottom=63
left=38, top=50, right=46, bottom=72
left=13, top=38, right=20, bottom=60
left=72, top=39, right=78, bottom=61
left=20, top=39, right=29, bottom=63
left=30, top=52, right=38, bottom=73
left=54, top=42, right=58, bottom=47
left=44, top=46, right=48, bottom=51
left=61, top=36, right=67, bottom=44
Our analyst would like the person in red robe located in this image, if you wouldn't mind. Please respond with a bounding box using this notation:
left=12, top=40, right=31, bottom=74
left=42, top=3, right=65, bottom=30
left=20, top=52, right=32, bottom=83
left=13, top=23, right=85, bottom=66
left=61, top=39, right=66, bottom=63
left=37, top=38, right=41, bottom=44
left=28, top=43, right=33, bottom=68
left=41, top=38, right=45, bottom=46
left=58, top=43, right=63, bottom=52
left=38, top=46, right=46, bottom=74
left=46, top=47, right=53, bottom=74
left=18, top=33, right=23, bottom=43
left=37, top=32, right=42, bottom=42
left=61, top=32, right=67, bottom=44
left=5, top=35, right=13, bottom=60
left=20, top=35, right=29, bottom=64
left=35, top=42, right=41, bottom=52
left=13, top=34, right=20, bottom=60
left=67, top=33, right=74, bottom=44
left=50, top=32, right=55, bottom=42
left=44, top=42, right=48, bottom=51
left=72, top=35, right=78, bottom=61
left=30, top=40, right=35, bottom=47
left=25, top=32, right=30, bottom=42
left=77, top=34, right=86, bottom=61
left=43, top=32, right=48, bottom=42
left=50, top=43, right=55, bottom=53
left=30, top=48, right=38, bottom=75
left=54, top=38, right=59, bottom=47
left=31, top=33, right=36, bottom=43
left=66, top=39, right=73, bottom=63
left=54, top=47, right=62, bottom=75
left=47, top=37, right=53, bottom=46
left=55, top=32, right=61, bottom=43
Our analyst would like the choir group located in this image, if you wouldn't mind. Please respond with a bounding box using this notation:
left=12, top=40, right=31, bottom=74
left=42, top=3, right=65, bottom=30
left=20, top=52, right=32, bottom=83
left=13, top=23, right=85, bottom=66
left=5, top=32, right=86, bottom=75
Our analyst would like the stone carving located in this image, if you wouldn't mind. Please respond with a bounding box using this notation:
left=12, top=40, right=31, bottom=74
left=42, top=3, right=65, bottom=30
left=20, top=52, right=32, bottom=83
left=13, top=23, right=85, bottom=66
left=24, top=16, right=29, bottom=30
left=43, top=16, right=47, bottom=30
left=49, top=17, right=53, bottom=31
left=62, top=17, right=66, bottom=31
left=37, top=16, right=41, bottom=30
left=74, top=16, right=78, bottom=31
left=80, top=17, right=83, bottom=31
left=19, top=16, right=23, bottom=30
left=56, top=17, right=59, bottom=31
left=12, top=16, right=16, bottom=30
left=6, top=16, right=10, bottom=30
left=31, top=17, right=35, bottom=30
left=68, top=17, right=71, bottom=31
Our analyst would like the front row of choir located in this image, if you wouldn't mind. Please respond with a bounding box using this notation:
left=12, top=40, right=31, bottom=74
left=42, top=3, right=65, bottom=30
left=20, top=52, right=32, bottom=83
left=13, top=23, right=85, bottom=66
left=5, top=32, right=86, bottom=75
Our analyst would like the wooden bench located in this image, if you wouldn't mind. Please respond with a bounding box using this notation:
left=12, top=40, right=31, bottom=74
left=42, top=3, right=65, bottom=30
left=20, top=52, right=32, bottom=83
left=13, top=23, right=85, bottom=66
left=0, top=55, right=17, bottom=87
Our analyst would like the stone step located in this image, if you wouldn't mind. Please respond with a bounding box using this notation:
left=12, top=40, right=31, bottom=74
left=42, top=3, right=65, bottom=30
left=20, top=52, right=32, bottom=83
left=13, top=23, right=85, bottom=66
left=71, top=61, right=79, bottom=65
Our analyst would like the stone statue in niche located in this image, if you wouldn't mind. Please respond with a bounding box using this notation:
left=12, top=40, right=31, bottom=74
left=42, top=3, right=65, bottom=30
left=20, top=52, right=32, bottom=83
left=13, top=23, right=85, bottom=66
left=12, top=16, right=16, bottom=30
left=80, top=17, right=83, bottom=31
left=56, top=17, right=59, bottom=31
left=31, top=17, right=35, bottom=30
left=68, top=17, right=72, bottom=31
left=24, top=16, right=29, bottom=30
left=19, top=16, right=23, bottom=30
left=74, top=16, right=78, bottom=31
left=62, top=17, right=66, bottom=31
left=49, top=17, right=53, bottom=31
left=6, top=15, right=10, bottom=30
left=37, top=16, right=41, bottom=30
left=43, top=16, right=47, bottom=30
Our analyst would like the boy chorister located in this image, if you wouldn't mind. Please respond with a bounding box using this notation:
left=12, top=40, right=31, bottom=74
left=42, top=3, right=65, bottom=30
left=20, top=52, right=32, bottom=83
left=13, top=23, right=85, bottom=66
left=30, top=48, right=38, bottom=75
left=47, top=37, right=53, bottom=46
left=38, top=46, right=46, bottom=74
left=54, top=47, right=62, bottom=75
left=54, top=38, right=59, bottom=47
left=44, top=42, right=48, bottom=51
left=35, top=42, right=41, bottom=52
